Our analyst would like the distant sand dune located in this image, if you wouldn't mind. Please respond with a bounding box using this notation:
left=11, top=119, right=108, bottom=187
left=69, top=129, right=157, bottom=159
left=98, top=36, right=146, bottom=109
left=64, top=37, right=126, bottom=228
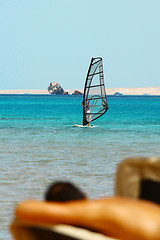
left=0, top=87, right=160, bottom=95
left=0, top=89, right=49, bottom=94
left=106, top=87, right=160, bottom=96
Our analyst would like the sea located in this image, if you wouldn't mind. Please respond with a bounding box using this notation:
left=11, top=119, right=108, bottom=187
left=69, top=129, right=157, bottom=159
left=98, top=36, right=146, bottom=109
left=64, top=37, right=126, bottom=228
left=0, top=94, right=160, bottom=240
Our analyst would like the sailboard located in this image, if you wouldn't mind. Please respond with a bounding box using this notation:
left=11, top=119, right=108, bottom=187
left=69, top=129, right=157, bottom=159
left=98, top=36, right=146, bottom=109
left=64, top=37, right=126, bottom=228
left=82, top=57, right=109, bottom=126
left=73, top=124, right=97, bottom=128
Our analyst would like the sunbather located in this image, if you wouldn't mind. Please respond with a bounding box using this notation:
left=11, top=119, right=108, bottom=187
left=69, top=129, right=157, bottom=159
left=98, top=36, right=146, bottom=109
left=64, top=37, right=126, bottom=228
left=15, top=196, right=160, bottom=240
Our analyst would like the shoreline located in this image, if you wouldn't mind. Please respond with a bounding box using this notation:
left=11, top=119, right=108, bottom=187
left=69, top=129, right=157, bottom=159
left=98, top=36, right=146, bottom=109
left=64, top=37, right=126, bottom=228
left=0, top=87, right=160, bottom=95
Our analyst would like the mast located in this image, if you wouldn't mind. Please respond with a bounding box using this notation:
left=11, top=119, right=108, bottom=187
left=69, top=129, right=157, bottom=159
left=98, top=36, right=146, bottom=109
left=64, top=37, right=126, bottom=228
left=82, top=57, right=109, bottom=126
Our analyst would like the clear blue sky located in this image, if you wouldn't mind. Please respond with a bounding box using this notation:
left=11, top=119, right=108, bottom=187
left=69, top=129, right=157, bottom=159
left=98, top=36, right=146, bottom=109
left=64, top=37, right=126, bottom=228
left=0, top=0, right=160, bottom=90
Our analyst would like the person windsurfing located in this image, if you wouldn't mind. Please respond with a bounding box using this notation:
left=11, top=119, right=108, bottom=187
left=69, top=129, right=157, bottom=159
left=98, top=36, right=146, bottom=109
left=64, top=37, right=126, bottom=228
left=82, top=101, right=91, bottom=127
left=81, top=57, right=109, bottom=128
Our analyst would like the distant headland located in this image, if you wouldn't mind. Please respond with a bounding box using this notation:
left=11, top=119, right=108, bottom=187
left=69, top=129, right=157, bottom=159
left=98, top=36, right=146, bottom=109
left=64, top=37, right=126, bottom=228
left=0, top=86, right=160, bottom=96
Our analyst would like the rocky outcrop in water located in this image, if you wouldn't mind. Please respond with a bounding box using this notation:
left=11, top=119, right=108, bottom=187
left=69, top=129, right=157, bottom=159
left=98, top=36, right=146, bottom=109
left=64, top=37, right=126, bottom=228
left=48, top=82, right=82, bottom=95
left=72, top=90, right=83, bottom=95
left=48, top=81, right=64, bottom=95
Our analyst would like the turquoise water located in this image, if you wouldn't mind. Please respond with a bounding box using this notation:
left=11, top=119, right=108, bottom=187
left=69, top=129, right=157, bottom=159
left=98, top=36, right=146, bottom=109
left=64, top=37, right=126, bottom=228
left=0, top=94, right=160, bottom=239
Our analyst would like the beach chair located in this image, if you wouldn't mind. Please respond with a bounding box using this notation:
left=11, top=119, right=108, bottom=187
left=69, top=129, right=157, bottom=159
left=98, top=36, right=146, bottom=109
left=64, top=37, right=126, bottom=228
left=115, top=156, right=160, bottom=204
left=10, top=219, right=117, bottom=240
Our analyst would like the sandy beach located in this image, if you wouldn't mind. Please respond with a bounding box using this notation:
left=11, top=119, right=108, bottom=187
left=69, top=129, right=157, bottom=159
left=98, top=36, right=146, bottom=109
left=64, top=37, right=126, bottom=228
left=0, top=87, right=160, bottom=95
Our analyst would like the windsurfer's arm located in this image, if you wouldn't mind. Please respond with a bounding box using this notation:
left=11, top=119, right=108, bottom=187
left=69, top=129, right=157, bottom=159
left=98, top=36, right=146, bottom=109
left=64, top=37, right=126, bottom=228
left=15, top=197, right=160, bottom=240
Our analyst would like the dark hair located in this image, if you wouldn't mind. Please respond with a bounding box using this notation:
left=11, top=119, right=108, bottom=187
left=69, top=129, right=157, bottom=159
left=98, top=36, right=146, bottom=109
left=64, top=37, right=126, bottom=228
left=45, top=181, right=86, bottom=202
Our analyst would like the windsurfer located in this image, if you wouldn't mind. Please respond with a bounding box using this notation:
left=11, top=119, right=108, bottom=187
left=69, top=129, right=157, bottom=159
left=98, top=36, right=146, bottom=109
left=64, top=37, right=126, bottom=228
left=82, top=101, right=91, bottom=127
left=86, top=101, right=91, bottom=127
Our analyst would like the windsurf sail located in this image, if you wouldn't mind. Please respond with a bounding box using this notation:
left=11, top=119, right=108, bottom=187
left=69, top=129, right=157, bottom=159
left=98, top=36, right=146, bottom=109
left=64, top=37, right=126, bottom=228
left=82, top=57, right=109, bottom=126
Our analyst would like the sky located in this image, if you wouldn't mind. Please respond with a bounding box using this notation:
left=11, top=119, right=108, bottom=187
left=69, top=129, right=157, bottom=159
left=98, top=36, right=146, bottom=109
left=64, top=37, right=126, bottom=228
left=0, top=0, right=160, bottom=90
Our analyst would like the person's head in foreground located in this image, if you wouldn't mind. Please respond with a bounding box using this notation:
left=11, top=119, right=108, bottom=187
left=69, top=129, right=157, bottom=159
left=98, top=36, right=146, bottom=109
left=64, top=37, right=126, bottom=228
left=45, top=181, right=87, bottom=202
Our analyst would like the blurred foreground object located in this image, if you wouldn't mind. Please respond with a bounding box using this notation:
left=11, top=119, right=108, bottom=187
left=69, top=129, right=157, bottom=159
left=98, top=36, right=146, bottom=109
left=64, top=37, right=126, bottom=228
left=115, top=156, right=160, bottom=204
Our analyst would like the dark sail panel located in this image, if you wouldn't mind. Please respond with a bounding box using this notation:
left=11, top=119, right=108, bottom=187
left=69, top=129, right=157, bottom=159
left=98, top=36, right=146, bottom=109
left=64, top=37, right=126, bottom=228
left=82, top=57, right=109, bottom=126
